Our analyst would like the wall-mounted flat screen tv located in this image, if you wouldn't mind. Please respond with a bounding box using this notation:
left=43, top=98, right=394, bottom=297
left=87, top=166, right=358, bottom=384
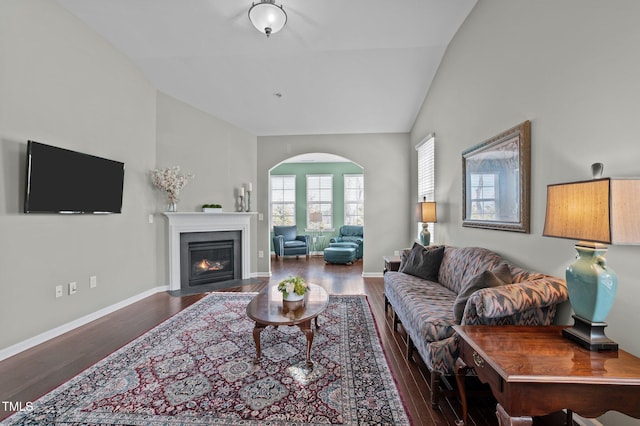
left=24, top=141, right=125, bottom=214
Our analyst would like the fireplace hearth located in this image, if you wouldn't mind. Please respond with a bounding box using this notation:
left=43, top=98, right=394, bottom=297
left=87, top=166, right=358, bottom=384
left=180, top=231, right=241, bottom=289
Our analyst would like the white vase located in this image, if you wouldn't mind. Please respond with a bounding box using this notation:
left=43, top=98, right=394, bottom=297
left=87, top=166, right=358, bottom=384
left=282, top=292, right=304, bottom=302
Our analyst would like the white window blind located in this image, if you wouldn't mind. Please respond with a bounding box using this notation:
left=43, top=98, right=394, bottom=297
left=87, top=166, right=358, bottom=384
left=306, top=174, right=333, bottom=229
left=270, top=175, right=296, bottom=227
left=416, top=135, right=436, bottom=241
left=343, top=174, right=364, bottom=225
left=417, top=135, right=435, bottom=202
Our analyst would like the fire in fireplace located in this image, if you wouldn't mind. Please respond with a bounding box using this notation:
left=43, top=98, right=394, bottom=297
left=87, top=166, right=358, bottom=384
left=180, top=231, right=241, bottom=288
left=189, top=240, right=234, bottom=285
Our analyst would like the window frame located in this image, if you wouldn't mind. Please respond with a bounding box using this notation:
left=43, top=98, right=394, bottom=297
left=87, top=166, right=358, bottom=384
left=469, top=172, right=498, bottom=220
left=306, top=174, right=333, bottom=230
left=343, top=173, right=364, bottom=225
left=416, top=134, right=436, bottom=241
left=270, top=174, right=296, bottom=227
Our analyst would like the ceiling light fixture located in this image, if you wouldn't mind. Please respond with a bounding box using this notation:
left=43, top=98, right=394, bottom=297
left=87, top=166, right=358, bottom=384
left=248, top=0, right=287, bottom=38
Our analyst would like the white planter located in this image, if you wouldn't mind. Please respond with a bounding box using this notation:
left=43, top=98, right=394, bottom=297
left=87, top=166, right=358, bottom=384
left=202, top=208, right=223, bottom=213
left=282, top=292, right=304, bottom=302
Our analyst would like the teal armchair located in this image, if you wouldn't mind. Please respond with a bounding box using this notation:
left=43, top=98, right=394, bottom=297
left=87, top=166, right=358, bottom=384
left=273, top=226, right=310, bottom=260
left=330, top=225, right=363, bottom=259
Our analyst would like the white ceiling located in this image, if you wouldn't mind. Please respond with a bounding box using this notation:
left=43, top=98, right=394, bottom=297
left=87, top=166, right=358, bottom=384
left=56, top=0, right=476, bottom=137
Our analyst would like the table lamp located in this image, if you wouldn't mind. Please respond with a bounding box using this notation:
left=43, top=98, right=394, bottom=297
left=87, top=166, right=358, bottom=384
left=309, top=211, right=323, bottom=229
left=543, top=173, right=640, bottom=351
left=416, top=198, right=437, bottom=246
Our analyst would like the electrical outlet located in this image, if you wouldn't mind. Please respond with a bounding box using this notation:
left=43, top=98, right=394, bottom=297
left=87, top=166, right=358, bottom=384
left=69, top=281, right=77, bottom=295
left=394, top=250, right=400, bottom=256
left=148, top=214, right=154, bottom=224
left=90, top=275, right=97, bottom=288
left=258, top=250, right=264, bottom=258
left=55, top=285, right=63, bottom=298
left=258, top=213, right=263, bottom=221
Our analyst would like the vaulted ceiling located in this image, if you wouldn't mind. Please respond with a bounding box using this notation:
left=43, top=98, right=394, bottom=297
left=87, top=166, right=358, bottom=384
left=57, top=0, right=476, bottom=136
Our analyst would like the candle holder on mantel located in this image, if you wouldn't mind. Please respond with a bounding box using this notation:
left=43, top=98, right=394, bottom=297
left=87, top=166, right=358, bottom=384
left=237, top=195, right=245, bottom=212
left=246, top=190, right=251, bottom=212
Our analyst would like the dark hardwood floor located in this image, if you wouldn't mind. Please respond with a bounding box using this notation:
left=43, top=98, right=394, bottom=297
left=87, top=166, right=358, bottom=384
left=0, top=256, right=568, bottom=425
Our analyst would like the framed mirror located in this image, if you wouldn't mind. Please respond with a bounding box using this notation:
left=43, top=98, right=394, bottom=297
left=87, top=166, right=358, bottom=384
left=462, top=120, right=531, bottom=233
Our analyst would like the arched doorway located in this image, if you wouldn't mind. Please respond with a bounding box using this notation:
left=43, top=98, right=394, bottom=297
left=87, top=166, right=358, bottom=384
left=267, top=152, right=364, bottom=274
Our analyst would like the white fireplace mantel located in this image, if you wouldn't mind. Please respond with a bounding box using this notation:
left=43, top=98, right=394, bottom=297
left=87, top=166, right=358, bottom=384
left=164, top=212, right=256, bottom=291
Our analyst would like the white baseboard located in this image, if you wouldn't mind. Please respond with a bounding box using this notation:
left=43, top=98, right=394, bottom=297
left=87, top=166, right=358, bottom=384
left=362, top=272, right=383, bottom=278
left=252, top=272, right=271, bottom=278
left=0, top=286, right=168, bottom=362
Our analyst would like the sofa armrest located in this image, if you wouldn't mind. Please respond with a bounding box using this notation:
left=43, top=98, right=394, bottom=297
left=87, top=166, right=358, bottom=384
left=462, top=276, right=568, bottom=325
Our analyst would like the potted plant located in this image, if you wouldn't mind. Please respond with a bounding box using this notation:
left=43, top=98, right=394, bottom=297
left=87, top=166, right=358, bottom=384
left=202, top=204, right=223, bottom=213
left=277, top=275, right=308, bottom=301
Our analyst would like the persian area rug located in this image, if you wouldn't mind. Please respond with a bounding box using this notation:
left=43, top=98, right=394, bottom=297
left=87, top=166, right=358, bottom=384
left=6, top=293, right=410, bottom=425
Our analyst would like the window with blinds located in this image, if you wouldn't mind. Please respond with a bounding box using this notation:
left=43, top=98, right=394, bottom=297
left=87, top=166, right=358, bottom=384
left=416, top=135, right=436, bottom=241
left=417, top=135, right=435, bottom=202
left=306, top=174, right=333, bottom=229
left=270, top=175, right=296, bottom=227
left=344, top=174, right=364, bottom=225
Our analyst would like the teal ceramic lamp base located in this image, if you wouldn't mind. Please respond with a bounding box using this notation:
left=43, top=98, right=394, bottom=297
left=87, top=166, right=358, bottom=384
left=563, top=242, right=618, bottom=351
left=419, top=224, right=431, bottom=246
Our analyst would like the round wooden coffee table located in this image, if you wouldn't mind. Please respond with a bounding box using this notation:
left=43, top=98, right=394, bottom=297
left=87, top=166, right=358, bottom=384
left=246, top=283, right=329, bottom=369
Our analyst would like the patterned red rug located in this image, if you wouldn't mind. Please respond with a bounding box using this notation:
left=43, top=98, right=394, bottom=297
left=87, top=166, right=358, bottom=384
left=6, top=293, right=410, bottom=425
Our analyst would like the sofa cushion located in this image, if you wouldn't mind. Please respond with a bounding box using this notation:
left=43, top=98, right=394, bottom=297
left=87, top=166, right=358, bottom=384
left=453, top=263, right=512, bottom=323
left=399, top=243, right=445, bottom=281
left=283, top=240, right=306, bottom=248
left=438, top=247, right=504, bottom=294
left=384, top=271, right=458, bottom=342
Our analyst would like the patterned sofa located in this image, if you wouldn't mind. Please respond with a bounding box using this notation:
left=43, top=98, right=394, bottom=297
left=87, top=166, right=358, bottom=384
left=384, top=245, right=568, bottom=407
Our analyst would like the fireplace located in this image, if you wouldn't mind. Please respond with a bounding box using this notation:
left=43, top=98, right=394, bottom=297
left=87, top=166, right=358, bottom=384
left=164, top=212, right=254, bottom=292
left=180, top=231, right=241, bottom=288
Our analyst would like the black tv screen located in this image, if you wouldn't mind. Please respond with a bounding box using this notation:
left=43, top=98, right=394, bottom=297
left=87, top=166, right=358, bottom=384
left=24, top=141, right=125, bottom=214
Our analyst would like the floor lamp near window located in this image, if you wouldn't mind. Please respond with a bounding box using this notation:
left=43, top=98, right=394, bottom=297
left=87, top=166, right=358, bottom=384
left=543, top=176, right=640, bottom=351
left=416, top=198, right=437, bottom=246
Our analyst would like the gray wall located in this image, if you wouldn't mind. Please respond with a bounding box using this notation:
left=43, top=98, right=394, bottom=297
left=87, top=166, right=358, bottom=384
left=412, top=2, right=640, bottom=424
left=155, top=92, right=258, bottom=282
left=257, top=133, right=411, bottom=276
left=0, top=1, right=157, bottom=349
left=3, top=2, right=639, bottom=423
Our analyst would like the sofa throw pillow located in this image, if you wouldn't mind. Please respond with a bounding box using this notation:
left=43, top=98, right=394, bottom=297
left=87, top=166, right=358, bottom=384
left=398, top=243, right=445, bottom=282
left=453, top=263, right=512, bottom=323
left=398, top=248, right=411, bottom=271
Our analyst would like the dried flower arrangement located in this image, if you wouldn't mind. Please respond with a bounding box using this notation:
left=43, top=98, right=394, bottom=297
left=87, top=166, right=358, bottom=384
left=150, top=166, right=194, bottom=204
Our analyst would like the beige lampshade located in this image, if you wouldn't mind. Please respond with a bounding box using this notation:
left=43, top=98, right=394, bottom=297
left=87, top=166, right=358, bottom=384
left=416, top=201, right=437, bottom=223
left=309, top=211, right=323, bottom=224
left=543, top=178, right=640, bottom=245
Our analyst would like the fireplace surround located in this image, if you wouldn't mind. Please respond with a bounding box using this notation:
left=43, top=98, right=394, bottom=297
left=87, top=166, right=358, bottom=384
left=164, top=212, right=256, bottom=291
left=180, top=230, right=241, bottom=288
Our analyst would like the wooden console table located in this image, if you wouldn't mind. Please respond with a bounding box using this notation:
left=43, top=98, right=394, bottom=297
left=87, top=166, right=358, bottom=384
left=454, top=325, right=640, bottom=425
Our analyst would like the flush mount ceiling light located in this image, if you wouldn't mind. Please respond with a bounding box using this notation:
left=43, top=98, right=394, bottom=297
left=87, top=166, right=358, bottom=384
left=248, top=0, right=287, bottom=37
